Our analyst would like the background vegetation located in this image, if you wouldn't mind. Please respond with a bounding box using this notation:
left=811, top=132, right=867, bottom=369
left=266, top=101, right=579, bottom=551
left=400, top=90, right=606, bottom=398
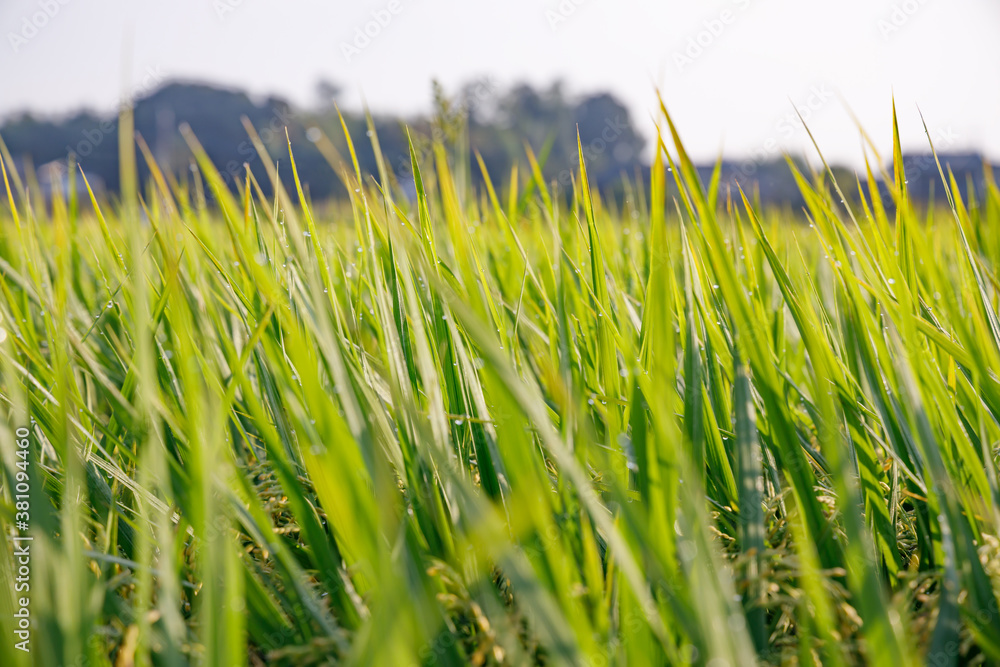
left=0, top=100, right=999, bottom=666
left=2, top=80, right=995, bottom=209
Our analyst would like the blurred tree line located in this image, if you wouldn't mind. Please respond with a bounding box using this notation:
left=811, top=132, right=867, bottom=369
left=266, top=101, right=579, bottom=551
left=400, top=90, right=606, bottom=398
left=0, top=78, right=647, bottom=202
left=3, top=79, right=994, bottom=208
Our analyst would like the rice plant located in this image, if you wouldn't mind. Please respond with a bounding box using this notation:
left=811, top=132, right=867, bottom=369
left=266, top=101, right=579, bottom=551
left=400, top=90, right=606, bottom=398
left=0, top=99, right=999, bottom=666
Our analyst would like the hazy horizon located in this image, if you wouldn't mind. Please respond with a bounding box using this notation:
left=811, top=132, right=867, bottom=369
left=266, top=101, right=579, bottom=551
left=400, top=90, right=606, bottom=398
left=2, top=0, right=998, bottom=169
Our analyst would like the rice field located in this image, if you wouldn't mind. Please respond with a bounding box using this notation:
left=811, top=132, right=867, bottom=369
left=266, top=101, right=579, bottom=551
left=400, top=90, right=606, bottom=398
left=0, top=103, right=999, bottom=666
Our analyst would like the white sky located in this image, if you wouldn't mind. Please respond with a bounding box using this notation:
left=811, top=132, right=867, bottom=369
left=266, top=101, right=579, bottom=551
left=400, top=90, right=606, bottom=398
left=1, top=0, right=997, bottom=168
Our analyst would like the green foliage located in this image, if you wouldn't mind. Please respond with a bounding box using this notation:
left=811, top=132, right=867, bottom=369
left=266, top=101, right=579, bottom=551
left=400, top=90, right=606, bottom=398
left=0, top=102, right=999, bottom=667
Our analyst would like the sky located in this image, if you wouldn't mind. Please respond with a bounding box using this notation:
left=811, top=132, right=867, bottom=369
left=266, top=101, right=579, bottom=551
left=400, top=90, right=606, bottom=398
left=1, top=0, right=998, bottom=169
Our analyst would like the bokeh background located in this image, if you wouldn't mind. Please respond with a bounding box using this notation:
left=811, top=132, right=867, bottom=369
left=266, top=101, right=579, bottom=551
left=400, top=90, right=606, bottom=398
left=1, top=0, right=998, bottom=200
